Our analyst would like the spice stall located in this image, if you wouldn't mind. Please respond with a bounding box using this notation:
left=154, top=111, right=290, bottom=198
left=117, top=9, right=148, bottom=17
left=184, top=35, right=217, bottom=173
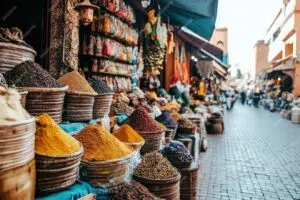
left=0, top=0, right=223, bottom=199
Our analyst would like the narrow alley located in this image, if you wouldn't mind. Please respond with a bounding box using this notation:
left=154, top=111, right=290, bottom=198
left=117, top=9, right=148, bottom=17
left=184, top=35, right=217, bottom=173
left=198, top=104, right=300, bottom=200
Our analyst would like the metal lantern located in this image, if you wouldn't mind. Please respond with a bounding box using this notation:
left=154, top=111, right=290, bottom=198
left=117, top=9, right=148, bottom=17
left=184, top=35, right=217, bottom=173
left=75, top=0, right=100, bottom=26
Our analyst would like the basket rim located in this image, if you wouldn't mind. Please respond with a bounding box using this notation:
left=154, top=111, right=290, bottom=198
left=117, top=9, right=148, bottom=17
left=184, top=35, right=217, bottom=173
left=17, top=85, right=69, bottom=92
left=133, top=173, right=181, bottom=184
left=81, top=151, right=134, bottom=164
left=35, top=144, right=83, bottom=158
left=0, top=41, right=37, bottom=55
left=139, top=130, right=166, bottom=134
left=123, top=140, right=145, bottom=146
left=95, top=92, right=114, bottom=96
left=66, top=90, right=97, bottom=96
left=0, top=117, right=35, bottom=128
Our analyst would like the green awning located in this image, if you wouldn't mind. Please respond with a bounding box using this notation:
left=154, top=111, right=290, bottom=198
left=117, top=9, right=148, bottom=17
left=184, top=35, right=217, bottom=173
left=159, top=0, right=219, bottom=40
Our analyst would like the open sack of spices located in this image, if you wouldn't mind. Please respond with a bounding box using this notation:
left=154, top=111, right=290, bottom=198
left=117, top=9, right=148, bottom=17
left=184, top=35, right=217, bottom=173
left=35, top=114, right=83, bottom=194
left=3, top=61, right=68, bottom=123
left=133, top=152, right=181, bottom=200
left=74, top=124, right=134, bottom=188
left=160, top=141, right=193, bottom=169
left=177, top=116, right=196, bottom=134
left=59, top=71, right=97, bottom=122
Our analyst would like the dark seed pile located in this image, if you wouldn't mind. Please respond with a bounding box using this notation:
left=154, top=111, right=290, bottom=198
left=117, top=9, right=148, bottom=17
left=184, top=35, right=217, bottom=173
left=161, top=146, right=193, bottom=169
left=134, top=152, right=178, bottom=180
left=127, top=107, right=165, bottom=133
left=156, top=111, right=177, bottom=126
left=4, top=61, right=63, bottom=88
left=110, top=181, right=162, bottom=200
left=89, top=77, right=113, bottom=94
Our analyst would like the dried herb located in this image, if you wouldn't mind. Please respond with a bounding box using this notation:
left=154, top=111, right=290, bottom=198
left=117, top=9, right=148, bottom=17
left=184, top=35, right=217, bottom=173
left=111, top=101, right=135, bottom=116
left=161, top=146, right=193, bottom=169
left=4, top=61, right=63, bottom=88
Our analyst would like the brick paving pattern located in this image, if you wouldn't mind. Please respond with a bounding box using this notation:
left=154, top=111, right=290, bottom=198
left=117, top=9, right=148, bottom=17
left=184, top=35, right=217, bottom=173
left=198, top=104, right=300, bottom=200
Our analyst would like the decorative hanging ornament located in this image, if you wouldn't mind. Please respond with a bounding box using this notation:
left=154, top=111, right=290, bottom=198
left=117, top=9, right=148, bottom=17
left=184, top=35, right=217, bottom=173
left=75, top=0, right=100, bottom=26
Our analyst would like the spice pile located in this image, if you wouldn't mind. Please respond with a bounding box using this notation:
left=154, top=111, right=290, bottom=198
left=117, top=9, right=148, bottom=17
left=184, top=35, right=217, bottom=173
left=161, top=146, right=193, bottom=169
left=110, top=181, right=161, bottom=200
left=134, top=152, right=178, bottom=180
left=113, top=124, right=144, bottom=143
left=156, top=111, right=177, bottom=126
left=111, top=101, right=135, bottom=115
left=178, top=117, right=194, bottom=129
left=127, top=107, right=165, bottom=133
left=89, top=77, right=113, bottom=94
left=171, top=112, right=181, bottom=121
left=59, top=71, right=96, bottom=94
left=4, top=61, right=63, bottom=88
left=0, top=87, right=30, bottom=124
left=35, top=114, right=80, bottom=156
left=74, top=124, right=132, bottom=161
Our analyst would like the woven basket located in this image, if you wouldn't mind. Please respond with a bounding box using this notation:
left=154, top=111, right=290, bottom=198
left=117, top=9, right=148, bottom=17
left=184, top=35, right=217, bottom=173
left=179, top=165, right=199, bottom=200
left=80, top=153, right=133, bottom=188
left=18, top=91, right=28, bottom=107
left=63, top=91, right=97, bottom=122
left=18, top=86, right=68, bottom=124
left=133, top=174, right=181, bottom=200
left=93, top=93, right=114, bottom=119
left=35, top=145, right=83, bottom=194
left=139, top=131, right=165, bottom=155
left=0, top=42, right=36, bottom=73
left=0, top=118, right=35, bottom=172
left=177, top=125, right=196, bottom=135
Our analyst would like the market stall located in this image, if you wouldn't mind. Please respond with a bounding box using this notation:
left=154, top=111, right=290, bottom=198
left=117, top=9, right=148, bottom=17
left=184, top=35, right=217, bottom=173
left=0, top=0, right=226, bottom=199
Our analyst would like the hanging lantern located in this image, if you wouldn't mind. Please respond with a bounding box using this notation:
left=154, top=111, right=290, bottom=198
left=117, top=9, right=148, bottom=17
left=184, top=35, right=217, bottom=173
left=141, top=0, right=151, bottom=8
left=75, top=0, right=100, bottom=26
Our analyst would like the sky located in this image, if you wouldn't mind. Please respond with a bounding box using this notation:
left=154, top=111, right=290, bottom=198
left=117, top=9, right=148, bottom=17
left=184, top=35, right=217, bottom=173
left=216, top=0, right=282, bottom=77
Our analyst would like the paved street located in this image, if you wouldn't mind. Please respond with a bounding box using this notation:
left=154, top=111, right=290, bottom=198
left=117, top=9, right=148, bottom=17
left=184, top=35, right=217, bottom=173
left=198, top=104, right=300, bottom=200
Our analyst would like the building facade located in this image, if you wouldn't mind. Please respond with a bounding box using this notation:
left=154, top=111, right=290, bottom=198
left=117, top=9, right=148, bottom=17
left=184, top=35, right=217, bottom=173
left=254, top=40, right=269, bottom=77
left=264, top=0, right=300, bottom=96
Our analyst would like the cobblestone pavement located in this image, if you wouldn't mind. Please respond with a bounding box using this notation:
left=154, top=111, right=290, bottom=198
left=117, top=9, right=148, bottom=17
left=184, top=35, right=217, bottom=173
left=197, top=104, right=300, bottom=200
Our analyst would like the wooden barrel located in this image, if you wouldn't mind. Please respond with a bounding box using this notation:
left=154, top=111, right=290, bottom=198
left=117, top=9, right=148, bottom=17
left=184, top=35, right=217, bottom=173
left=139, top=131, right=165, bottom=155
left=64, top=91, right=96, bottom=122
left=18, top=86, right=68, bottom=124
left=0, top=42, right=36, bottom=74
left=35, top=145, right=83, bottom=194
left=0, top=118, right=35, bottom=172
left=179, top=165, right=199, bottom=200
left=0, top=159, right=36, bottom=200
left=133, top=174, right=181, bottom=200
left=80, top=153, right=133, bottom=188
left=93, top=93, right=114, bottom=119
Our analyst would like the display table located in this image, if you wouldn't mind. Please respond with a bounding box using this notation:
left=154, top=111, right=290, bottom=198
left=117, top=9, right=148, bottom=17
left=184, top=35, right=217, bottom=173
left=36, top=181, right=109, bottom=200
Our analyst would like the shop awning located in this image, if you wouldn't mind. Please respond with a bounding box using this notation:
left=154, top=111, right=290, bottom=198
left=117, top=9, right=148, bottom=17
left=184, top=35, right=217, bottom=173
left=176, top=28, right=224, bottom=61
left=272, top=57, right=296, bottom=71
left=159, top=0, right=219, bottom=39
left=213, top=60, right=227, bottom=78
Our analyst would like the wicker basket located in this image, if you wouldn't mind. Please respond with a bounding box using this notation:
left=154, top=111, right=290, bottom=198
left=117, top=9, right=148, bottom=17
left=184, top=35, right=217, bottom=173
left=165, top=125, right=178, bottom=138
left=63, top=91, right=97, bottom=122
left=18, top=86, right=68, bottom=124
left=133, top=174, right=181, bottom=200
left=19, top=91, right=28, bottom=108
left=179, top=165, right=199, bottom=200
left=93, top=93, right=114, bottom=119
left=35, top=145, right=83, bottom=194
left=177, top=125, right=196, bottom=135
left=0, top=42, right=36, bottom=73
left=80, top=153, right=133, bottom=188
left=0, top=118, right=35, bottom=172
left=139, top=131, right=165, bottom=155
